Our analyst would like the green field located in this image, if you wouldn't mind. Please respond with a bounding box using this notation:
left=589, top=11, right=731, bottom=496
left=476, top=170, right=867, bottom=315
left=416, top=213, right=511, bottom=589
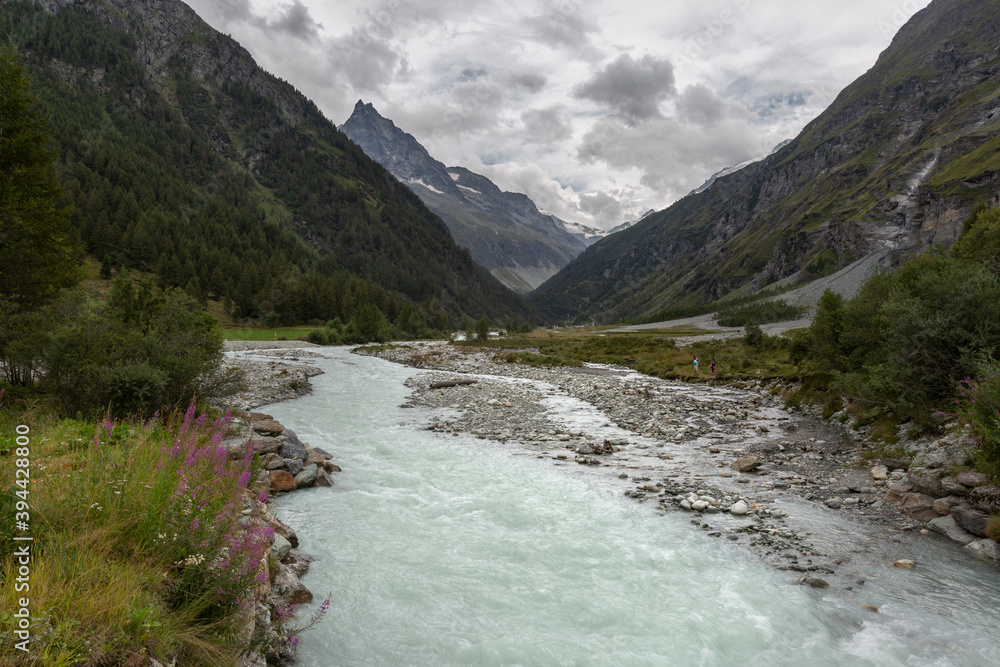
left=223, top=327, right=321, bottom=341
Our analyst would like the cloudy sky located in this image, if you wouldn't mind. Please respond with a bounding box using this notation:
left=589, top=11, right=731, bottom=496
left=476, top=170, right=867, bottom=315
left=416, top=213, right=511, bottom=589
left=185, top=0, right=931, bottom=230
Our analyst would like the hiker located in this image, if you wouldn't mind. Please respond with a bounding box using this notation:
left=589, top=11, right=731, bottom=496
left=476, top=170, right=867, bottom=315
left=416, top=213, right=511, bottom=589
left=693, top=356, right=699, bottom=374
left=710, top=358, right=716, bottom=374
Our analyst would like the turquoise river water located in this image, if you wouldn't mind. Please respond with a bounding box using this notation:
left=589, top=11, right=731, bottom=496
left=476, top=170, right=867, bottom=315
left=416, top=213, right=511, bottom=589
left=259, top=348, right=1000, bottom=666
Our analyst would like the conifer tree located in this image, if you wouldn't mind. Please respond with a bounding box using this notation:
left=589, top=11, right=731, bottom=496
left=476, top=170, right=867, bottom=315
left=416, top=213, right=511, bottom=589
left=0, top=46, right=79, bottom=308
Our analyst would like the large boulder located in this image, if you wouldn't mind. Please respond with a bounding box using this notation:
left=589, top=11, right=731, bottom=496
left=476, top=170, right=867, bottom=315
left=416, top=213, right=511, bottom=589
left=282, top=458, right=304, bottom=477
left=249, top=436, right=282, bottom=456
left=268, top=470, right=297, bottom=493
left=957, top=469, right=988, bottom=488
left=927, top=516, right=975, bottom=545
left=270, top=533, right=292, bottom=560
left=279, top=438, right=309, bottom=462
left=315, top=469, right=335, bottom=487
left=253, top=419, right=285, bottom=436
left=883, top=479, right=913, bottom=504
left=899, top=493, right=939, bottom=521
left=294, top=464, right=318, bottom=488
left=908, top=471, right=945, bottom=498
left=965, top=539, right=1000, bottom=561
left=951, top=505, right=992, bottom=537
left=969, top=485, right=1000, bottom=514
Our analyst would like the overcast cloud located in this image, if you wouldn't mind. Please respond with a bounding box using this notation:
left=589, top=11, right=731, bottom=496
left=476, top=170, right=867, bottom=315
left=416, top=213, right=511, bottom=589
left=185, top=0, right=932, bottom=230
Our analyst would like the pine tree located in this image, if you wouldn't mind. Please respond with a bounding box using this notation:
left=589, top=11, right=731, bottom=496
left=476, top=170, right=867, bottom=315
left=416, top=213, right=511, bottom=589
left=0, top=46, right=80, bottom=307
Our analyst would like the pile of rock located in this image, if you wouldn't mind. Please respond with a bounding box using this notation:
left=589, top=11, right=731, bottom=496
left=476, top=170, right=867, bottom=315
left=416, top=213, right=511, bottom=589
left=220, top=412, right=341, bottom=666
left=880, top=436, right=999, bottom=560
left=225, top=412, right=340, bottom=493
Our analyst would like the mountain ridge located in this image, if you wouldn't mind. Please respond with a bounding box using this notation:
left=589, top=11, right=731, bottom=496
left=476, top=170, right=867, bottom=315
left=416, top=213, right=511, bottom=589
left=340, top=101, right=589, bottom=292
left=530, top=0, right=1000, bottom=323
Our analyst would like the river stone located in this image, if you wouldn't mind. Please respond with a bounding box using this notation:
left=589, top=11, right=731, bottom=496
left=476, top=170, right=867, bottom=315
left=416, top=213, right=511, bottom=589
left=908, top=472, right=945, bottom=498
left=249, top=412, right=273, bottom=421
left=931, top=497, right=955, bottom=516
left=870, top=465, right=888, bottom=481
left=883, top=480, right=913, bottom=504
left=324, top=462, right=342, bottom=473
left=680, top=499, right=692, bottom=511
left=899, top=493, right=939, bottom=521
left=253, top=419, right=284, bottom=436
left=691, top=500, right=710, bottom=512
left=282, top=429, right=304, bottom=447
left=965, top=539, right=1000, bottom=561
left=294, top=464, right=318, bottom=488
left=940, top=477, right=968, bottom=496
left=731, top=456, right=762, bottom=472
left=250, top=436, right=282, bottom=455
left=269, top=470, right=297, bottom=493
left=883, top=458, right=910, bottom=471
left=279, top=439, right=309, bottom=462
left=306, top=450, right=328, bottom=466
left=270, top=533, right=292, bottom=560
left=927, top=516, right=975, bottom=545
left=802, top=577, right=829, bottom=589
left=310, top=446, right=334, bottom=459
left=951, top=506, right=991, bottom=537
left=824, top=498, right=842, bottom=510
left=576, top=444, right=594, bottom=455
left=969, top=485, right=1000, bottom=513
left=283, top=549, right=314, bottom=578
left=957, top=470, right=988, bottom=487
left=892, top=559, right=917, bottom=569
left=315, top=469, right=335, bottom=487
left=282, top=458, right=304, bottom=477
left=262, top=452, right=283, bottom=470
left=730, top=500, right=749, bottom=516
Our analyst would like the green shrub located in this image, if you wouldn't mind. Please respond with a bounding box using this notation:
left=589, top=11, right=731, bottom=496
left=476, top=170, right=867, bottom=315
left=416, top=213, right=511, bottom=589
left=716, top=300, right=806, bottom=327
left=959, top=361, right=1000, bottom=479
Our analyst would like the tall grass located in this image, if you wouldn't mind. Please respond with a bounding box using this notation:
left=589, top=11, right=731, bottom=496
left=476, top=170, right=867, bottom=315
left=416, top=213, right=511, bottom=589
left=0, top=405, right=275, bottom=665
left=959, top=365, right=1000, bottom=480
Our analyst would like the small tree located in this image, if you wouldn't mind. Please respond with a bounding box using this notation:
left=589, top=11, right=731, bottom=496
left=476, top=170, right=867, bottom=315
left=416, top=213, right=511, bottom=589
left=476, top=316, right=489, bottom=342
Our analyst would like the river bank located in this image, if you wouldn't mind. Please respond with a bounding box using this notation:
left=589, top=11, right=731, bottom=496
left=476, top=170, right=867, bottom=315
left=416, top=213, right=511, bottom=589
left=216, top=342, right=338, bottom=665
left=356, top=341, right=1000, bottom=590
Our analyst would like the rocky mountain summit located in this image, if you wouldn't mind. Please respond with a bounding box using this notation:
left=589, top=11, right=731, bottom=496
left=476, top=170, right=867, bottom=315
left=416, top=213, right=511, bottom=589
left=341, top=101, right=589, bottom=292
left=533, top=0, right=1000, bottom=322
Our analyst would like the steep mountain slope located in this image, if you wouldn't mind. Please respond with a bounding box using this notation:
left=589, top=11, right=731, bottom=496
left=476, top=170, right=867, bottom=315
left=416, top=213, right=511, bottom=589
left=6, top=0, right=529, bottom=324
left=531, top=0, right=1000, bottom=323
left=341, top=102, right=589, bottom=292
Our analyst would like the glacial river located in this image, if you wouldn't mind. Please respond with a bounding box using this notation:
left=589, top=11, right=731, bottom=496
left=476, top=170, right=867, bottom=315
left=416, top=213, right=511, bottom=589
left=263, top=348, right=1000, bottom=666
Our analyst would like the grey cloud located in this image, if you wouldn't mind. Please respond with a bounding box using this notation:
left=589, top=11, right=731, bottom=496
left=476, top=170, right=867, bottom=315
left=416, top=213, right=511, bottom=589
left=459, top=67, right=488, bottom=82
left=215, top=0, right=322, bottom=40
left=573, top=54, right=676, bottom=124
left=509, top=73, right=547, bottom=93
left=520, top=106, right=572, bottom=144
left=577, top=112, right=761, bottom=200
left=578, top=191, right=624, bottom=224
left=676, top=84, right=726, bottom=125
left=330, top=30, right=406, bottom=93
left=522, top=4, right=599, bottom=54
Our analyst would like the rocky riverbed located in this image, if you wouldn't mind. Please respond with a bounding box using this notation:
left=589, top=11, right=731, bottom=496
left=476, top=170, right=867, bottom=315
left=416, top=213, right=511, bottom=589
left=356, top=341, right=1000, bottom=592
left=222, top=342, right=324, bottom=411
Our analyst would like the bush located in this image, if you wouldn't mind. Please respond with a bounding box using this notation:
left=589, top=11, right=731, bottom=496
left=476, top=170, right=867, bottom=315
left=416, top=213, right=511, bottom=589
left=40, top=275, right=227, bottom=417
left=959, top=361, right=1000, bottom=479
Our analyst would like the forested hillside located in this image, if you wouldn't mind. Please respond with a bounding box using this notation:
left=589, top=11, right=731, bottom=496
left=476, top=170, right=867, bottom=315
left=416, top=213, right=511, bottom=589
left=3, top=0, right=530, bottom=329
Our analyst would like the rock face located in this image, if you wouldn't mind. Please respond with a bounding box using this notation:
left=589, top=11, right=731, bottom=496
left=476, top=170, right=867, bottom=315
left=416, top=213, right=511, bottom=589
left=530, top=0, right=1000, bottom=322
left=340, top=102, right=589, bottom=292
left=969, top=485, right=1000, bottom=513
